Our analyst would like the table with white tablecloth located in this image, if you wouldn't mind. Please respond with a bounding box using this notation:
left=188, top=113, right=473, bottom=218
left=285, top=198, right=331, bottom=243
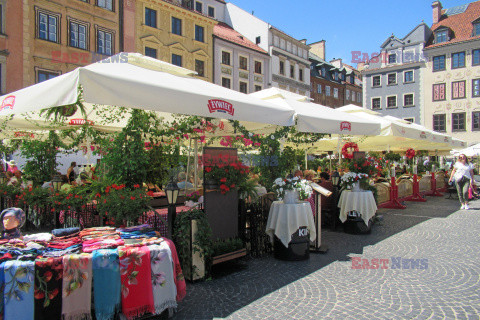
left=338, top=190, right=377, bottom=225
left=266, top=201, right=316, bottom=248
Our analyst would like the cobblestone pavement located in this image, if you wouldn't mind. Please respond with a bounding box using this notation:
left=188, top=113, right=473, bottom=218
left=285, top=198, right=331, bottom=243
left=173, top=197, right=480, bottom=320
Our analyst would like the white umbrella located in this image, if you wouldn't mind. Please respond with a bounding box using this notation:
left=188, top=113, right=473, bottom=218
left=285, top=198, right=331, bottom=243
left=451, top=143, right=480, bottom=157
left=0, top=53, right=295, bottom=129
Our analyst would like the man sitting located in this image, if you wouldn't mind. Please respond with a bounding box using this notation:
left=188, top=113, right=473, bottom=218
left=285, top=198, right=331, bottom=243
left=177, top=172, right=194, bottom=189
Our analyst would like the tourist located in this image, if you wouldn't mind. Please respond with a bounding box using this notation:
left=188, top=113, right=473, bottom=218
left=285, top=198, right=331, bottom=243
left=448, top=154, right=475, bottom=210
left=61, top=175, right=73, bottom=192
left=67, top=162, right=76, bottom=183
left=177, top=172, right=193, bottom=189
left=304, top=170, right=315, bottom=181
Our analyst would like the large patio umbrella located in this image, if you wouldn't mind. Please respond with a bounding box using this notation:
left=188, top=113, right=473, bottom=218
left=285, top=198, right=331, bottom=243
left=451, top=143, right=480, bottom=157
left=0, top=53, right=296, bottom=130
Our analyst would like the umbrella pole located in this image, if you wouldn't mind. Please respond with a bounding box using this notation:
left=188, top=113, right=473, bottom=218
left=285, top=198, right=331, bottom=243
left=194, top=138, right=198, bottom=189
left=305, top=149, right=308, bottom=170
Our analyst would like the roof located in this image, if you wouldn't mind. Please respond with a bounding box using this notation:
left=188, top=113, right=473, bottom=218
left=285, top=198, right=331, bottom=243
left=269, top=26, right=310, bottom=48
left=213, top=22, right=268, bottom=54
left=162, top=0, right=217, bottom=21
left=426, top=0, right=480, bottom=48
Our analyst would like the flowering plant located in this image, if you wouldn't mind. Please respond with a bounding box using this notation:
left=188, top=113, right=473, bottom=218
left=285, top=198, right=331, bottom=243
left=272, top=177, right=313, bottom=201
left=347, top=157, right=377, bottom=176
left=204, top=160, right=250, bottom=195
left=340, top=172, right=369, bottom=189
left=406, top=148, right=416, bottom=160
left=185, top=191, right=201, bottom=202
left=341, top=142, right=359, bottom=159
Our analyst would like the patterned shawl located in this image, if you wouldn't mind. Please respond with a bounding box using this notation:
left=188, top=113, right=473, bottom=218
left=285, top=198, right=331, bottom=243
left=92, top=249, right=121, bottom=320
left=164, top=238, right=186, bottom=302
left=0, top=262, right=4, bottom=320
left=3, top=260, right=35, bottom=320
left=61, top=253, right=92, bottom=320
left=119, top=245, right=155, bottom=320
left=34, top=257, right=63, bottom=320
left=148, top=243, right=177, bottom=315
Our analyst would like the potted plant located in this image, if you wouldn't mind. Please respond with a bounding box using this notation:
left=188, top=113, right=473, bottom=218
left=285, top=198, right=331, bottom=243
left=272, top=177, right=313, bottom=203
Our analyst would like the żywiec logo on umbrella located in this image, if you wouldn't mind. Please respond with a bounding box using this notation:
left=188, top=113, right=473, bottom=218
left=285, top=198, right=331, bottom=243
left=420, top=131, right=427, bottom=139
left=0, top=95, right=15, bottom=112
left=340, top=121, right=351, bottom=132
left=208, top=99, right=234, bottom=116
left=69, top=119, right=94, bottom=126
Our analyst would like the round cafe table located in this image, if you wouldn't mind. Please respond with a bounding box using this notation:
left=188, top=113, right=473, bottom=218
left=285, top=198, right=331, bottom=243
left=338, top=190, right=377, bottom=226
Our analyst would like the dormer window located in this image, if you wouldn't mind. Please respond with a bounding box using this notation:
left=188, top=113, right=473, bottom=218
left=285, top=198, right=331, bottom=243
left=321, top=68, right=326, bottom=77
left=388, top=54, right=397, bottom=64
left=334, top=71, right=338, bottom=81
left=435, top=29, right=448, bottom=43
left=474, top=22, right=480, bottom=36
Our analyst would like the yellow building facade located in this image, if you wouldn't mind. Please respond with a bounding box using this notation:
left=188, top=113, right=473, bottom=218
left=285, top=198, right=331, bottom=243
left=133, top=0, right=216, bottom=82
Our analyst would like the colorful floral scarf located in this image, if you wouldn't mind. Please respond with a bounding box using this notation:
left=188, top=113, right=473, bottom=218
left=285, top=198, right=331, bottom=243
left=34, top=257, right=63, bottom=320
left=61, top=253, right=92, bottom=320
left=0, top=262, right=4, bottom=320
left=119, top=245, right=155, bottom=320
left=92, top=249, right=121, bottom=320
left=3, top=260, right=35, bottom=320
left=164, top=238, right=186, bottom=302
left=148, top=243, right=177, bottom=315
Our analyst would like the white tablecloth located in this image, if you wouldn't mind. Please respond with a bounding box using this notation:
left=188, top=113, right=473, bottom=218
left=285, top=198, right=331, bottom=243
left=338, top=190, right=377, bottom=225
left=266, top=201, right=316, bottom=247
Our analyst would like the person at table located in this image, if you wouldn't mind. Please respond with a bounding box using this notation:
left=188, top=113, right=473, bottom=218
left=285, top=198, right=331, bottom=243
left=294, top=170, right=303, bottom=179
left=67, top=161, right=77, bottom=183
left=448, top=154, right=475, bottom=210
left=177, top=172, right=194, bottom=189
left=304, top=170, right=315, bottom=182
left=61, top=175, right=74, bottom=192
left=250, top=174, right=267, bottom=197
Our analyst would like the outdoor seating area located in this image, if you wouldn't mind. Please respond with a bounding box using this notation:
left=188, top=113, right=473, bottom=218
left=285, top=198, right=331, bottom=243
left=0, top=53, right=471, bottom=320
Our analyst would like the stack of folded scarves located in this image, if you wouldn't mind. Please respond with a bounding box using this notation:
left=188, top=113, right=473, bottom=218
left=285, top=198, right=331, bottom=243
left=80, top=227, right=124, bottom=253
left=118, top=224, right=159, bottom=239
left=44, top=231, right=82, bottom=257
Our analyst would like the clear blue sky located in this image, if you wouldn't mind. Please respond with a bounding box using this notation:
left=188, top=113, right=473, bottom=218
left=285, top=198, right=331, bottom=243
left=230, top=0, right=470, bottom=66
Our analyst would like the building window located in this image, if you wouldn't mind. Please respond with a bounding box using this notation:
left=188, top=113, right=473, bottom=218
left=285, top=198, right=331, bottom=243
left=239, top=81, right=248, bottom=94
left=452, top=52, right=465, bottom=69
left=433, top=114, right=446, bottom=132
left=334, top=71, right=338, bottom=81
left=239, top=56, right=248, bottom=70
left=172, top=17, right=182, bottom=36
left=195, top=1, right=202, bottom=12
left=0, top=4, right=3, bottom=34
left=346, top=89, right=350, bottom=100
left=452, top=81, right=466, bottom=99
left=145, top=8, right=157, bottom=28
left=317, top=84, right=322, bottom=94
left=388, top=53, right=396, bottom=64
left=208, top=6, right=215, bottom=18
left=387, top=73, right=397, bottom=85
left=37, top=10, right=59, bottom=43
left=473, top=112, right=480, bottom=131
left=221, top=51, right=230, bottom=65
left=387, top=96, right=397, bottom=108
left=36, top=69, right=60, bottom=83
left=145, top=47, right=157, bottom=59
left=97, top=29, right=113, bottom=55
left=435, top=29, right=448, bottom=43
left=452, top=112, right=466, bottom=132
left=352, top=92, right=356, bottom=102
left=195, top=25, right=204, bottom=42
left=279, top=61, right=285, bottom=75
left=433, top=55, right=446, bottom=71
left=333, top=88, right=338, bottom=98
left=321, top=68, right=326, bottom=78
left=290, top=65, right=295, bottom=78
left=473, top=49, right=480, bottom=66
left=404, top=94, right=414, bottom=107
left=70, top=21, right=87, bottom=50
left=299, top=69, right=303, bottom=82
left=372, top=75, right=381, bottom=87
left=254, top=61, right=262, bottom=74
left=172, top=54, right=182, bottom=67
left=433, top=83, right=446, bottom=101
left=195, top=59, right=204, bottom=77
left=404, top=70, right=414, bottom=83
left=221, top=77, right=231, bottom=89
left=372, top=98, right=381, bottom=110
left=256, top=36, right=261, bottom=45
left=357, top=92, right=361, bottom=102
left=404, top=118, right=414, bottom=123
left=474, top=23, right=480, bottom=36
left=97, top=0, right=113, bottom=11
left=473, top=79, right=480, bottom=97
left=325, top=86, right=331, bottom=96
left=254, top=85, right=262, bottom=92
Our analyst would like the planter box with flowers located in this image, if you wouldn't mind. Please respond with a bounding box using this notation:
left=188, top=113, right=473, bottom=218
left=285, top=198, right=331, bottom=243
left=272, top=177, right=313, bottom=203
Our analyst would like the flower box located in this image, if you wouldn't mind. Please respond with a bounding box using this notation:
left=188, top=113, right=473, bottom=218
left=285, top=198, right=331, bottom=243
left=212, top=248, right=247, bottom=265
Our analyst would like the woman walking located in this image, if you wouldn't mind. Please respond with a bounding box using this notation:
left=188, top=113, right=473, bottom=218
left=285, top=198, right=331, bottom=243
left=448, top=154, right=475, bottom=210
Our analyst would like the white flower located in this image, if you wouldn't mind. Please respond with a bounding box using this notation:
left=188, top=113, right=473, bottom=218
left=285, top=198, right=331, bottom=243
left=270, top=135, right=275, bottom=139
left=274, top=178, right=283, bottom=185
left=279, top=188, right=283, bottom=193
left=249, top=132, right=253, bottom=137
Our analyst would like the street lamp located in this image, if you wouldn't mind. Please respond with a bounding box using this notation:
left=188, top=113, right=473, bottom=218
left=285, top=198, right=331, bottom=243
left=52, top=174, right=63, bottom=192
left=332, top=171, right=341, bottom=187
left=165, top=176, right=180, bottom=238
left=331, top=170, right=341, bottom=231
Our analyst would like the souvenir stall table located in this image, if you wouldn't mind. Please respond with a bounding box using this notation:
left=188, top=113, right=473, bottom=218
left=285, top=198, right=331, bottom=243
left=338, top=190, right=377, bottom=234
left=265, top=201, right=316, bottom=261
left=0, top=222, right=186, bottom=320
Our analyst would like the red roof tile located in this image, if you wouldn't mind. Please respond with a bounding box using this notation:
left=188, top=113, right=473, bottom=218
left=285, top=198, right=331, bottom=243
left=213, top=22, right=268, bottom=54
left=427, top=1, right=480, bottom=48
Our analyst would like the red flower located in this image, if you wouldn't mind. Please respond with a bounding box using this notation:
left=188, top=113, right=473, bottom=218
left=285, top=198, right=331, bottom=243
left=106, top=186, right=111, bottom=193
left=147, top=191, right=154, bottom=197
left=134, top=184, right=140, bottom=188
left=48, top=288, right=59, bottom=300
left=34, top=290, right=45, bottom=299
left=230, top=184, right=235, bottom=188
left=205, top=167, right=212, bottom=173
left=130, top=196, right=136, bottom=200
left=220, top=177, right=227, bottom=183
left=44, top=271, right=53, bottom=282
left=95, top=193, right=101, bottom=198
